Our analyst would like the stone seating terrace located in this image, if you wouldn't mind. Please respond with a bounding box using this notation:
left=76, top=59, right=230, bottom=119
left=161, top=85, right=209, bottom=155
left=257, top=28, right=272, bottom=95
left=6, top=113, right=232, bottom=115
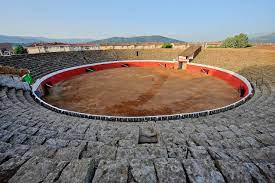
left=0, top=49, right=183, bottom=80
left=0, top=49, right=274, bottom=182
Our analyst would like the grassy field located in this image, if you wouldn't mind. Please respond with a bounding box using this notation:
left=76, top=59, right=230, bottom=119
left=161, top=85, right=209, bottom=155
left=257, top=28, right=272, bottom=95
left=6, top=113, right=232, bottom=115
left=193, top=47, right=275, bottom=89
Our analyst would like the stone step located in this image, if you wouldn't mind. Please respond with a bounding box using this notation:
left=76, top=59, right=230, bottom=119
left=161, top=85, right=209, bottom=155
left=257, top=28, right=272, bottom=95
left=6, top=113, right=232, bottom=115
left=7, top=156, right=95, bottom=183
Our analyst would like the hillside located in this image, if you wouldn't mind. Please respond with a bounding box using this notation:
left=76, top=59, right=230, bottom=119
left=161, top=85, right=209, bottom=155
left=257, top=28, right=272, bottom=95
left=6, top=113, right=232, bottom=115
left=91, top=35, right=183, bottom=44
left=0, top=35, right=183, bottom=45
left=0, top=35, right=95, bottom=44
left=249, top=32, right=275, bottom=43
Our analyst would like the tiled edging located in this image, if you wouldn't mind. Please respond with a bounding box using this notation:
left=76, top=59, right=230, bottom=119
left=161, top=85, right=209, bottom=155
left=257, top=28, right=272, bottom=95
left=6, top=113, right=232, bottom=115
left=31, top=60, right=254, bottom=122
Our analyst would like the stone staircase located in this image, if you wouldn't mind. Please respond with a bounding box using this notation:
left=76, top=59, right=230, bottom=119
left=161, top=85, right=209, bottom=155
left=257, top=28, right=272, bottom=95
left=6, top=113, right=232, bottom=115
left=0, top=52, right=274, bottom=182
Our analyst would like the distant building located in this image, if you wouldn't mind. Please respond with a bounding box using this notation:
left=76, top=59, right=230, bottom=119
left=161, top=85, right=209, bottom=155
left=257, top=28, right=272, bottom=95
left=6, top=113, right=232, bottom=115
left=99, top=42, right=163, bottom=50
left=171, top=42, right=188, bottom=49
left=0, top=43, right=14, bottom=56
left=188, top=42, right=222, bottom=49
left=26, top=42, right=188, bottom=54
left=99, top=44, right=114, bottom=50
left=26, top=42, right=100, bottom=54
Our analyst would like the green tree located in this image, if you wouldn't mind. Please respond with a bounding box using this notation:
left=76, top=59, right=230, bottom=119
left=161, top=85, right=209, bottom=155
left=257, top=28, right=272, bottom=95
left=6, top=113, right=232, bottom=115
left=162, top=43, right=173, bottom=48
left=221, top=33, right=249, bottom=48
left=235, top=33, right=249, bottom=48
left=14, top=45, right=27, bottom=54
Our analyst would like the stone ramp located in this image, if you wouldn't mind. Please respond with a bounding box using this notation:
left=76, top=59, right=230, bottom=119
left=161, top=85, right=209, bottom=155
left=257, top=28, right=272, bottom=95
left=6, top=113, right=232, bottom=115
left=179, top=46, right=202, bottom=57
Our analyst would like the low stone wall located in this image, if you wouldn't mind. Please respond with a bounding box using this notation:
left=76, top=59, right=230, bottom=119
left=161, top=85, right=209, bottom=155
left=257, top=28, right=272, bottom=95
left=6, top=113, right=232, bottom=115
left=114, top=49, right=184, bottom=60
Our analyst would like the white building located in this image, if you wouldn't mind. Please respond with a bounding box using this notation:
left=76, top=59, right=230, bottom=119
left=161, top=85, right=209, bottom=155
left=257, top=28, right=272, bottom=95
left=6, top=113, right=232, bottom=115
left=26, top=43, right=100, bottom=54
left=0, top=43, right=14, bottom=56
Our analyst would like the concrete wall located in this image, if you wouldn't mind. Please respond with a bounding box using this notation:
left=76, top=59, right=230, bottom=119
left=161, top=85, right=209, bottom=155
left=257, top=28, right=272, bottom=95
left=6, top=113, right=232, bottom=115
left=26, top=43, right=188, bottom=54
left=26, top=45, right=100, bottom=54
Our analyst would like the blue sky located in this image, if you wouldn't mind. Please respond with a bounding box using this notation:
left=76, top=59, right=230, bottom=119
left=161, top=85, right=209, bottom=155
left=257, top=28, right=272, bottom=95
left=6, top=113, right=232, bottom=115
left=0, top=0, right=274, bottom=41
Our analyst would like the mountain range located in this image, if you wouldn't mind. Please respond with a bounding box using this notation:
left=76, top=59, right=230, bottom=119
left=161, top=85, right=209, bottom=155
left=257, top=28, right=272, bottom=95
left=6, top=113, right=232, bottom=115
left=0, top=35, right=183, bottom=45
left=248, top=32, right=275, bottom=43
left=1, top=33, right=275, bottom=44
left=0, top=35, right=95, bottom=44
left=91, top=36, right=183, bottom=44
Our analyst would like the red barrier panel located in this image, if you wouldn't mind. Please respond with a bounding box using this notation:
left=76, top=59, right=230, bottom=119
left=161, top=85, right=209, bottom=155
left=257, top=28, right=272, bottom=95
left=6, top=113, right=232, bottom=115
left=185, top=64, right=249, bottom=96
left=40, top=61, right=249, bottom=97
left=32, top=60, right=253, bottom=121
left=41, top=61, right=175, bottom=86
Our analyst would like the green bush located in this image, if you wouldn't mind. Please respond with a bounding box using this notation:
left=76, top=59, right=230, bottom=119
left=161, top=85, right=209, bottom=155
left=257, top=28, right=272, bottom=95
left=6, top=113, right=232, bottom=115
left=221, top=33, right=249, bottom=48
left=207, top=45, right=220, bottom=48
left=162, top=43, right=173, bottom=48
left=14, top=45, right=27, bottom=54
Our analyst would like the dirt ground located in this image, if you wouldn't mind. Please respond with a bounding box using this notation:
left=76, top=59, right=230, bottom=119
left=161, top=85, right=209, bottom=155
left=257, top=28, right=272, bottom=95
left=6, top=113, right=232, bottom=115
left=193, top=47, right=275, bottom=89
left=194, top=47, right=275, bottom=71
left=44, top=67, right=240, bottom=116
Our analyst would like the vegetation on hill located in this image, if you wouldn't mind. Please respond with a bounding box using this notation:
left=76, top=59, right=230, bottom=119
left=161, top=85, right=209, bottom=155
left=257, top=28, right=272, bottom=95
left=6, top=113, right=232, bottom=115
left=0, top=35, right=184, bottom=44
left=162, top=43, right=173, bottom=48
left=92, top=36, right=183, bottom=44
left=0, top=35, right=95, bottom=44
left=221, top=33, right=250, bottom=48
left=13, top=45, right=27, bottom=54
left=207, top=45, right=220, bottom=48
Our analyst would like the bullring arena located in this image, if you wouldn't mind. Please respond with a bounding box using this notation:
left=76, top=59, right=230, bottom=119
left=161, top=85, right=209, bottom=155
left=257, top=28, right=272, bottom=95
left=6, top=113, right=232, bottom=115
left=43, top=66, right=242, bottom=116
left=0, top=47, right=275, bottom=182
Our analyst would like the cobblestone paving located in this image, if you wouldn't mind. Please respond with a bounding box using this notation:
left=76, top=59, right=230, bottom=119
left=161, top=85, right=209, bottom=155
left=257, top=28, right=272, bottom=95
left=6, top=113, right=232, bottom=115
left=0, top=51, right=274, bottom=182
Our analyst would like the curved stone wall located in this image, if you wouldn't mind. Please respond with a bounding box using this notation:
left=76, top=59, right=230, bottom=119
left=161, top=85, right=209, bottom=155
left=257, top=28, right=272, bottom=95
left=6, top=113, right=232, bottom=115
left=0, top=49, right=183, bottom=80
left=32, top=60, right=254, bottom=121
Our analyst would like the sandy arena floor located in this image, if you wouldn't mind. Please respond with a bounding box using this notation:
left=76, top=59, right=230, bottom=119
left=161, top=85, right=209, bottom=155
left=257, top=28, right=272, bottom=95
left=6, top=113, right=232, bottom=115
left=44, top=67, right=241, bottom=116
